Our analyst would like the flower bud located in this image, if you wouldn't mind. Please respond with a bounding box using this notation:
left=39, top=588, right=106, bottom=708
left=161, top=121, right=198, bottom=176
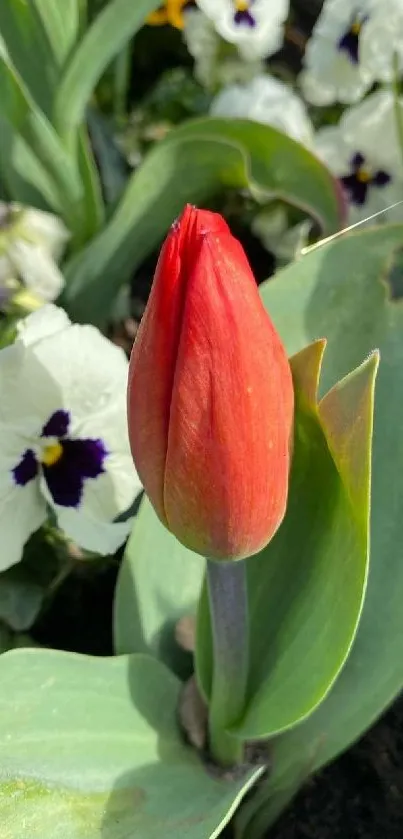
left=127, top=205, right=294, bottom=560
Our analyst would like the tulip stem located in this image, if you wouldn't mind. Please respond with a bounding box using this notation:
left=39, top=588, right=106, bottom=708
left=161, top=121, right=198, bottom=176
left=206, top=558, right=249, bottom=766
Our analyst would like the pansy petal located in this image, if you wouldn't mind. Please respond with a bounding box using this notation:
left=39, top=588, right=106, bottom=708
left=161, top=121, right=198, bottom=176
left=1, top=309, right=127, bottom=432
left=17, top=303, right=71, bottom=347
left=52, top=504, right=133, bottom=555
left=21, top=206, right=69, bottom=261
left=24, top=320, right=129, bottom=421
left=0, top=442, right=46, bottom=571
left=211, top=74, right=314, bottom=146
left=8, top=241, right=65, bottom=302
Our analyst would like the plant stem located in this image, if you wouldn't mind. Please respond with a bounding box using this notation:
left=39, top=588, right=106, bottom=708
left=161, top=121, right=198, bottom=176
left=206, top=558, right=249, bottom=766
left=392, top=53, right=403, bottom=174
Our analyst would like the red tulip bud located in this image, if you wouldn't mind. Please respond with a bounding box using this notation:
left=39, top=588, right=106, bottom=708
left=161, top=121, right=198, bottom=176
left=127, top=205, right=294, bottom=560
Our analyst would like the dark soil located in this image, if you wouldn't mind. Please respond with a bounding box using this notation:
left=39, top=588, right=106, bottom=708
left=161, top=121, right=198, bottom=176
left=269, top=697, right=403, bottom=839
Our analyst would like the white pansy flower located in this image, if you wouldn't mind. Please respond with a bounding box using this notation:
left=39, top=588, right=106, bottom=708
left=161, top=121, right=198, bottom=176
left=0, top=203, right=69, bottom=304
left=315, top=90, right=403, bottom=223
left=0, top=305, right=142, bottom=571
left=194, top=0, right=289, bottom=60
left=210, top=74, right=314, bottom=147
left=300, top=0, right=403, bottom=106
left=183, top=8, right=263, bottom=88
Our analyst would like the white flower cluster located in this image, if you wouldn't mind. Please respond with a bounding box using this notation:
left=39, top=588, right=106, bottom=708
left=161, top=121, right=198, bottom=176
left=0, top=203, right=68, bottom=306
left=180, top=0, right=403, bottom=230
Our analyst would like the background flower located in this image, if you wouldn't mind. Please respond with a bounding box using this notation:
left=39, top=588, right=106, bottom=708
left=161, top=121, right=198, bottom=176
left=210, top=74, right=314, bottom=147
left=300, top=0, right=373, bottom=104
left=183, top=7, right=263, bottom=87
left=0, top=204, right=69, bottom=305
left=194, top=0, right=290, bottom=60
left=300, top=0, right=403, bottom=105
left=314, top=90, right=403, bottom=223
left=0, top=305, right=142, bottom=570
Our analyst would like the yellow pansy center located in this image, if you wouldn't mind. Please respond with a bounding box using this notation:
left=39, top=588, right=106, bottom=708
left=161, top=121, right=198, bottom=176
left=350, top=19, right=362, bottom=36
left=356, top=167, right=371, bottom=183
left=235, top=0, right=250, bottom=10
left=41, top=441, right=63, bottom=467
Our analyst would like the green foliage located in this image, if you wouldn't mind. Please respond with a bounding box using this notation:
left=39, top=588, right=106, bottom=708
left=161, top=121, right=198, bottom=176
left=235, top=224, right=403, bottom=837
left=63, top=118, right=342, bottom=323
left=114, top=498, right=204, bottom=676
left=196, top=342, right=377, bottom=740
left=0, top=648, right=262, bottom=839
left=0, top=0, right=162, bottom=246
left=0, top=4, right=397, bottom=837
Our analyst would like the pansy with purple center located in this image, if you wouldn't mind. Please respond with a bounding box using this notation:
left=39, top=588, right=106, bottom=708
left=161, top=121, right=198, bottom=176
left=194, top=0, right=289, bottom=61
left=12, top=409, right=108, bottom=508
left=0, top=303, right=142, bottom=572
left=338, top=13, right=369, bottom=64
left=341, top=151, right=391, bottom=206
left=233, top=0, right=256, bottom=27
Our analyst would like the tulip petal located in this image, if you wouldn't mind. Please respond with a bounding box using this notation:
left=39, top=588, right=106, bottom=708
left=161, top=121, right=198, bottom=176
left=128, top=206, right=231, bottom=526
left=164, top=220, right=293, bottom=559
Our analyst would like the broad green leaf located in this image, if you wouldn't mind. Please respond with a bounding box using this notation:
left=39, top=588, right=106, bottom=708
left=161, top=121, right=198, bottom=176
left=114, top=498, right=204, bottom=676
left=236, top=224, right=403, bottom=837
left=0, top=649, right=262, bottom=839
left=63, top=118, right=343, bottom=323
left=196, top=343, right=376, bottom=739
left=54, top=0, right=162, bottom=142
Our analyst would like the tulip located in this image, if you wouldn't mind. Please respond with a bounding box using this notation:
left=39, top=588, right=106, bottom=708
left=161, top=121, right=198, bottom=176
left=127, top=204, right=294, bottom=561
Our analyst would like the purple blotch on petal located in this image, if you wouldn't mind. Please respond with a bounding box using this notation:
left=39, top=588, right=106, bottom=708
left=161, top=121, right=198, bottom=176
left=337, top=16, right=369, bottom=65
left=13, top=449, right=38, bottom=486
left=373, top=170, right=391, bottom=187
left=234, top=9, right=256, bottom=26
left=42, top=409, right=70, bottom=439
left=341, top=152, right=391, bottom=206
left=44, top=438, right=108, bottom=508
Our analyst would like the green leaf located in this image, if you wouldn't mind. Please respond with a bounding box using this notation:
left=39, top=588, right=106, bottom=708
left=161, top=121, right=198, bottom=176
left=0, top=58, right=85, bottom=236
left=236, top=223, right=403, bottom=837
left=0, top=649, right=262, bottom=838
left=54, top=0, right=162, bottom=143
left=87, top=108, right=128, bottom=205
left=33, top=0, right=80, bottom=66
left=76, top=126, right=105, bottom=234
left=62, top=118, right=342, bottom=324
left=114, top=498, right=204, bottom=676
left=196, top=342, right=376, bottom=739
left=0, top=0, right=58, bottom=116
left=0, top=117, right=57, bottom=209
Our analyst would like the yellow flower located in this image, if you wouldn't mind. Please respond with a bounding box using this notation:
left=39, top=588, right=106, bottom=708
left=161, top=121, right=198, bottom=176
left=147, top=0, right=189, bottom=30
